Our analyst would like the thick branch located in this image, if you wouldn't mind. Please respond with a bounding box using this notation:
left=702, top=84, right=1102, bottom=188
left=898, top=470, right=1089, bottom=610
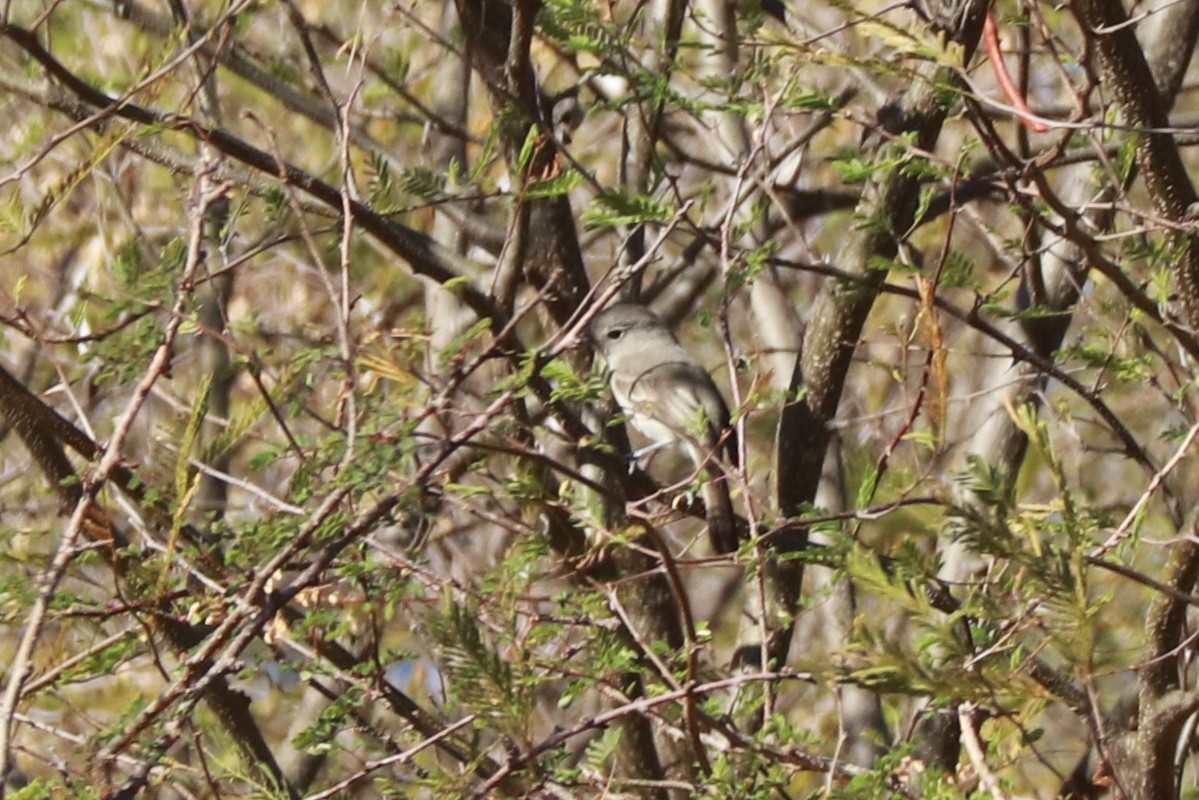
left=1070, top=0, right=1199, bottom=328
left=767, top=0, right=989, bottom=670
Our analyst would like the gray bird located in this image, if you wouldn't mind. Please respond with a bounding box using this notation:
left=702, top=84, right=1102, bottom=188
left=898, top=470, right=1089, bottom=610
left=589, top=303, right=740, bottom=554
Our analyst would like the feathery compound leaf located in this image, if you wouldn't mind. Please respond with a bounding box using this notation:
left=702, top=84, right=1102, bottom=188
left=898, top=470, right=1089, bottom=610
left=581, top=191, right=673, bottom=228
left=399, top=166, right=445, bottom=200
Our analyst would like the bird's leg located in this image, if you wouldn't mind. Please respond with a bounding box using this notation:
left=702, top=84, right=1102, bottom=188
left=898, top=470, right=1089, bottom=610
left=627, top=439, right=672, bottom=473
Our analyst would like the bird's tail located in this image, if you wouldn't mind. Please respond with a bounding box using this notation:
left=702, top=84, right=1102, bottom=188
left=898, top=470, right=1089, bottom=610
left=702, top=465, right=739, bottom=555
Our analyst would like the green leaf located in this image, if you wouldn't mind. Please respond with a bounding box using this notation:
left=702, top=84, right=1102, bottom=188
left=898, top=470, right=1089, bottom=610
left=399, top=166, right=444, bottom=200
left=436, top=317, right=491, bottom=369
left=580, top=191, right=673, bottom=228
left=526, top=169, right=584, bottom=199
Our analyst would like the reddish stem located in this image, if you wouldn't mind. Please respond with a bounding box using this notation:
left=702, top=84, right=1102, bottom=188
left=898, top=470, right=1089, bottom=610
left=984, top=11, right=1049, bottom=133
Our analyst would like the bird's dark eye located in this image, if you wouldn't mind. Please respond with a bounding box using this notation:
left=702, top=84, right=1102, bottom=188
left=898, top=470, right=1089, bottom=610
left=606, top=329, right=624, bottom=340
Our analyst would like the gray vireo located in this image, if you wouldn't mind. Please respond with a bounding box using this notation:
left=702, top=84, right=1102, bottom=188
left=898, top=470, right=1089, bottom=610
left=589, top=303, right=740, bottom=554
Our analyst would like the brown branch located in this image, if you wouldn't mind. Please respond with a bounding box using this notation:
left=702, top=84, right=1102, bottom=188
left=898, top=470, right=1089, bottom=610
left=1071, top=0, right=1199, bottom=328
left=0, top=23, right=502, bottom=328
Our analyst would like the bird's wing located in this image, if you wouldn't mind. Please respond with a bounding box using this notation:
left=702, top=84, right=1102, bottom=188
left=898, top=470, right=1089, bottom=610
left=626, top=362, right=738, bottom=466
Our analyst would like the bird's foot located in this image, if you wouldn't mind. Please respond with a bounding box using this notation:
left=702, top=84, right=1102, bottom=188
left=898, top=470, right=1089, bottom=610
left=627, top=440, right=672, bottom=473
